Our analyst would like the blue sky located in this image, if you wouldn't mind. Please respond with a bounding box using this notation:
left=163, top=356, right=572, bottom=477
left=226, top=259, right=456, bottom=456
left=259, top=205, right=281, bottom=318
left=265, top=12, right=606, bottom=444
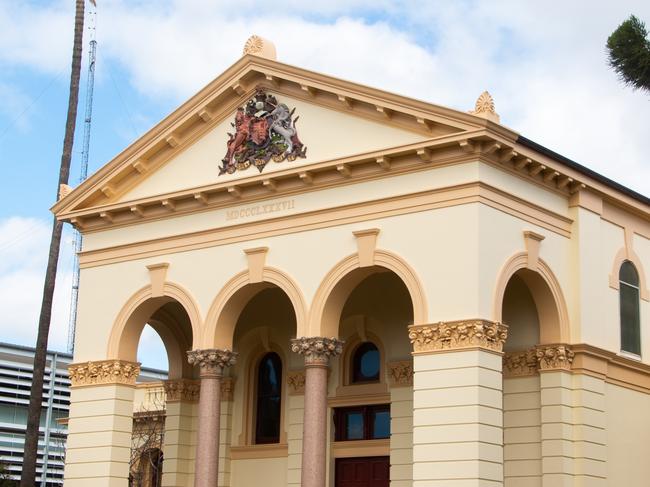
left=1, top=0, right=649, bottom=370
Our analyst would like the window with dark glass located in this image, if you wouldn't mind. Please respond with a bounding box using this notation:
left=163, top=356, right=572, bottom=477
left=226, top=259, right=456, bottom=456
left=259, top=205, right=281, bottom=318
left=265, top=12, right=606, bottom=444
left=351, top=342, right=380, bottom=383
left=620, top=261, right=641, bottom=355
left=255, top=352, right=282, bottom=444
left=334, top=404, right=390, bottom=441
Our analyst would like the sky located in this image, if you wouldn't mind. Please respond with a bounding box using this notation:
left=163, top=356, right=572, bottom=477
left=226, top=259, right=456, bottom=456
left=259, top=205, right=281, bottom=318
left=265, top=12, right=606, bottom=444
left=0, top=0, right=649, bottom=371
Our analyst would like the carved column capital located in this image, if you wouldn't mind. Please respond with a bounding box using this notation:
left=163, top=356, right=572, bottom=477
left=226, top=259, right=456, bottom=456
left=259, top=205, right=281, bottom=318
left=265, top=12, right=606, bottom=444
left=388, top=360, right=413, bottom=387
left=287, top=370, right=306, bottom=394
left=408, top=320, right=508, bottom=353
left=163, top=379, right=200, bottom=402
left=536, top=344, right=575, bottom=371
left=503, top=344, right=575, bottom=376
left=503, top=349, right=539, bottom=377
left=68, top=359, right=141, bottom=387
left=187, top=349, right=237, bottom=378
left=290, top=337, right=344, bottom=366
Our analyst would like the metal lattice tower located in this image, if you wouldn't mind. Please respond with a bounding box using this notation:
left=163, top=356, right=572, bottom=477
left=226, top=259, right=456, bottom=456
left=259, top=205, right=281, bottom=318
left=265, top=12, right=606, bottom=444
left=67, top=8, right=97, bottom=354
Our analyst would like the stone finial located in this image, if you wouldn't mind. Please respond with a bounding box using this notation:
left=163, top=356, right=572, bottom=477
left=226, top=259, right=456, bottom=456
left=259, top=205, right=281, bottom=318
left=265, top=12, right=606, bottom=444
left=58, top=184, right=72, bottom=200
left=291, top=337, right=344, bottom=366
left=243, top=35, right=277, bottom=60
left=408, top=320, right=508, bottom=353
left=187, top=349, right=237, bottom=378
left=470, top=91, right=500, bottom=123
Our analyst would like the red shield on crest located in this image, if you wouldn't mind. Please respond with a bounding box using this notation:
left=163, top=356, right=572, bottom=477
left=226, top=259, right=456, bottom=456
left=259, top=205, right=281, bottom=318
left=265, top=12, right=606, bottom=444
left=249, top=118, right=269, bottom=145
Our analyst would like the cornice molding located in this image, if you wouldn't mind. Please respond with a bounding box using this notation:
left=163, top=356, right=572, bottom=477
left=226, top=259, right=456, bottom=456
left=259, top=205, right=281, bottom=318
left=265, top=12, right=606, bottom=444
left=408, top=320, right=508, bottom=354
left=68, top=359, right=140, bottom=387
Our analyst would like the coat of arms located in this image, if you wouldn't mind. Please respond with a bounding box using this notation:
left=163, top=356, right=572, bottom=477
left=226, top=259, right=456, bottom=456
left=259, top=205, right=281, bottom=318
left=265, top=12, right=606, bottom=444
left=219, top=90, right=307, bottom=175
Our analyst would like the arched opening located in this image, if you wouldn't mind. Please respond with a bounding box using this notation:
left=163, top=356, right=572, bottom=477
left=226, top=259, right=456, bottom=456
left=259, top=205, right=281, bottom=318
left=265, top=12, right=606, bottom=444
left=502, top=273, right=540, bottom=352
left=328, top=269, right=414, bottom=485
left=227, top=285, right=297, bottom=452
left=500, top=266, right=564, bottom=487
left=114, top=295, right=195, bottom=487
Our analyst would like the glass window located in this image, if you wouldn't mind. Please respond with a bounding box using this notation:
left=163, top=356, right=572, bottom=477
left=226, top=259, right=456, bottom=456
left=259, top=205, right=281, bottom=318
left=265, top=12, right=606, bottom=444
left=334, top=404, right=390, bottom=441
left=352, top=342, right=380, bottom=383
left=620, top=261, right=641, bottom=355
left=255, top=352, right=282, bottom=444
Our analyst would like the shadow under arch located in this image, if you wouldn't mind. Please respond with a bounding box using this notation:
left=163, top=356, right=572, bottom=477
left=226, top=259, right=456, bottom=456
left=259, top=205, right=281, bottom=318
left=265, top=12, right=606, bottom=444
left=308, top=249, right=428, bottom=338
left=203, top=267, right=307, bottom=349
left=107, top=282, right=202, bottom=379
left=493, top=252, right=570, bottom=344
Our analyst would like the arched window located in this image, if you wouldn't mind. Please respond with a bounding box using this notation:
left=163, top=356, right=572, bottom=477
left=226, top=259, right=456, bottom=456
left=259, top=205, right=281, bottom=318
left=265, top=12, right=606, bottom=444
left=255, top=352, right=282, bottom=444
left=620, top=261, right=641, bottom=355
left=351, top=342, right=380, bottom=383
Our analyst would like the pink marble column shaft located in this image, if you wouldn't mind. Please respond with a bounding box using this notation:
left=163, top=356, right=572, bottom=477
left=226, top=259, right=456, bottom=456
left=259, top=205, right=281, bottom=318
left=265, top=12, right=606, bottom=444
left=187, top=349, right=237, bottom=487
left=291, top=337, right=343, bottom=487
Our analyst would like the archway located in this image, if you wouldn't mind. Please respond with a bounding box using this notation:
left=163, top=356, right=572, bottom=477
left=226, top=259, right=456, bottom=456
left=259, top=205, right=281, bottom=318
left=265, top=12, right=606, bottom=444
left=499, top=262, right=567, bottom=487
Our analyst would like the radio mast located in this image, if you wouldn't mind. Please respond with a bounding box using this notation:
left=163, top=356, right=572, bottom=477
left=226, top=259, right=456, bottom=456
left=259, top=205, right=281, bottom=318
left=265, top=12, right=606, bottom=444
left=67, top=6, right=97, bottom=354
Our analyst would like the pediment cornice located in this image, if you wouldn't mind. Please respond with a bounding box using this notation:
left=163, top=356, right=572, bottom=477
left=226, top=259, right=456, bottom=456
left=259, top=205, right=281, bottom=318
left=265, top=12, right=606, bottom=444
left=52, top=54, right=514, bottom=219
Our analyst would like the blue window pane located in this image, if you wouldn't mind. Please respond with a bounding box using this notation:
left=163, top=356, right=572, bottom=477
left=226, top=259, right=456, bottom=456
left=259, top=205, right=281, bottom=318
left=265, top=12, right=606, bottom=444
left=360, top=349, right=380, bottom=378
left=372, top=410, right=390, bottom=439
left=346, top=412, right=364, bottom=440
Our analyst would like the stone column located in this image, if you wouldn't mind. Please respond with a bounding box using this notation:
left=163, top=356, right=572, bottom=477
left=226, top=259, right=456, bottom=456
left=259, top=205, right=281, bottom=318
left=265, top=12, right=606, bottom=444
left=290, top=337, right=343, bottom=487
left=64, top=359, right=140, bottom=487
left=162, top=379, right=200, bottom=487
left=408, top=320, right=508, bottom=487
left=187, top=349, right=237, bottom=487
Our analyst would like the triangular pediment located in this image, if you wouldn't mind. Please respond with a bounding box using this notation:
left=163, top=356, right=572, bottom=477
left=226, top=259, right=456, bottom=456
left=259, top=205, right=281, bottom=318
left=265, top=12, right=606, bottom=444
left=54, top=54, right=514, bottom=228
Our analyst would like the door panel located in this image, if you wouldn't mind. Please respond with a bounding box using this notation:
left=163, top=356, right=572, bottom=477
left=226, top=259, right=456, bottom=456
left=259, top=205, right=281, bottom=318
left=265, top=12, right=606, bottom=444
left=335, top=456, right=389, bottom=487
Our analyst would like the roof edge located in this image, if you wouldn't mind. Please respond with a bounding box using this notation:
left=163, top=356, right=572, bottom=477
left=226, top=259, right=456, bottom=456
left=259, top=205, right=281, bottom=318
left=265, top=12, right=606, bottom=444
left=517, top=135, right=650, bottom=207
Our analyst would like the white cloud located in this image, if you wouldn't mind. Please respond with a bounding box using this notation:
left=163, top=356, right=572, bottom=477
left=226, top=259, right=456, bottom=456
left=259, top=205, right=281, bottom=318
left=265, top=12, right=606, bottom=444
left=0, top=217, right=74, bottom=352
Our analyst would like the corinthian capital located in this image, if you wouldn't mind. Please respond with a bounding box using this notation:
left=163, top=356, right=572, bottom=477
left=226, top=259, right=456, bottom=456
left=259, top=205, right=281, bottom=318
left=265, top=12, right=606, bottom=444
left=290, top=337, right=344, bottom=366
left=409, top=320, right=508, bottom=353
left=68, top=359, right=141, bottom=387
left=187, top=349, right=237, bottom=377
left=536, top=344, right=574, bottom=371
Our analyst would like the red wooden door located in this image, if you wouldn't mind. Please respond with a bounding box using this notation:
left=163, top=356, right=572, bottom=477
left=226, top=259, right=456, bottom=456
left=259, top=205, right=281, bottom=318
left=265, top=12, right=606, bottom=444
left=335, top=456, right=390, bottom=487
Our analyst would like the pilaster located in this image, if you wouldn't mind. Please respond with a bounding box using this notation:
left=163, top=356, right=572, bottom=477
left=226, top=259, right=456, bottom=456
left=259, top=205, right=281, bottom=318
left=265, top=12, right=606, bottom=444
left=64, top=360, right=140, bottom=487
left=287, top=370, right=306, bottom=487
left=388, top=360, right=414, bottom=487
left=162, top=379, right=200, bottom=487
left=409, top=320, right=507, bottom=487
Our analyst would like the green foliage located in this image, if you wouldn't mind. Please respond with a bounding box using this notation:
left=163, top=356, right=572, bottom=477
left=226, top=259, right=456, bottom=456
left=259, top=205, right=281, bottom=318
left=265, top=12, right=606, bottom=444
left=607, top=15, right=650, bottom=92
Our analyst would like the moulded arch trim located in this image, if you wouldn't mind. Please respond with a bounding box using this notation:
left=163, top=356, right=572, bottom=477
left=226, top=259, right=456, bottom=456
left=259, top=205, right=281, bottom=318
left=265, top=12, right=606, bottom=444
left=107, top=281, right=203, bottom=362
left=308, top=249, right=428, bottom=338
left=493, top=251, right=570, bottom=344
left=609, top=247, right=649, bottom=301
left=203, top=266, right=307, bottom=349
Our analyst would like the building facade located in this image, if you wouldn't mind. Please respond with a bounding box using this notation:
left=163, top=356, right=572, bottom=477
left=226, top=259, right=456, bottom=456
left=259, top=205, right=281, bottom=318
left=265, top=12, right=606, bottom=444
left=0, top=342, right=71, bottom=486
left=55, top=37, right=650, bottom=487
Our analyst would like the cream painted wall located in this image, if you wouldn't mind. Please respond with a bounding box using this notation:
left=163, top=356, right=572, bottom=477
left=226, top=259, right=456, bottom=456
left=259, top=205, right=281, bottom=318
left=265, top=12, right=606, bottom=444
left=605, top=383, right=650, bottom=485
left=83, top=160, right=483, bottom=252
left=230, top=457, right=287, bottom=486
left=75, top=202, right=490, bottom=362
left=476, top=203, right=571, bottom=324
left=116, top=94, right=426, bottom=203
